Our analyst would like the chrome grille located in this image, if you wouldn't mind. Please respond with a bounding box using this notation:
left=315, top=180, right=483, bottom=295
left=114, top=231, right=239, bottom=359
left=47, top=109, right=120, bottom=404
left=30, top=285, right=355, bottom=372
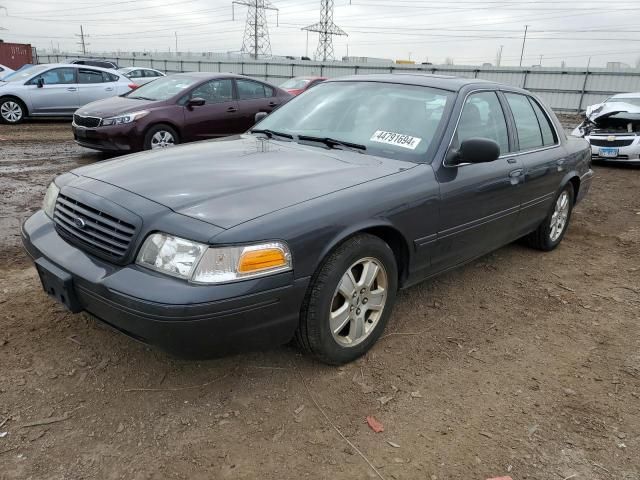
left=53, top=193, right=136, bottom=260
left=589, top=138, right=634, bottom=147
left=73, top=114, right=101, bottom=128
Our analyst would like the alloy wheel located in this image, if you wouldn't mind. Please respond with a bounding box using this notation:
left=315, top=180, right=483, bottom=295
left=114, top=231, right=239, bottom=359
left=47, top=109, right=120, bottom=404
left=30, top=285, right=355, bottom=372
left=549, top=190, right=570, bottom=242
left=330, top=257, right=388, bottom=347
left=1, top=101, right=23, bottom=123
left=150, top=130, right=175, bottom=149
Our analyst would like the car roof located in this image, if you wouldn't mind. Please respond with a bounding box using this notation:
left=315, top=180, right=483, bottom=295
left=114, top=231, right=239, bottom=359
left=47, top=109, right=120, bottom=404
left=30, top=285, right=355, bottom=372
left=326, top=73, right=498, bottom=92
left=610, top=92, right=640, bottom=98
left=171, top=72, right=265, bottom=81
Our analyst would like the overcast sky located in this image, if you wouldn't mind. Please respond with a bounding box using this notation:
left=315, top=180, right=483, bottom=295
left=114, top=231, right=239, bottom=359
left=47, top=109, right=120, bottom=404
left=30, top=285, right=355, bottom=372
left=1, top=0, right=639, bottom=67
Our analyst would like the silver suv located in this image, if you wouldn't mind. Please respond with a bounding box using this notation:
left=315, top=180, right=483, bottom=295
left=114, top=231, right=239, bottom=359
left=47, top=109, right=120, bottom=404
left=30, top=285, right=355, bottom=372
left=0, top=63, right=131, bottom=124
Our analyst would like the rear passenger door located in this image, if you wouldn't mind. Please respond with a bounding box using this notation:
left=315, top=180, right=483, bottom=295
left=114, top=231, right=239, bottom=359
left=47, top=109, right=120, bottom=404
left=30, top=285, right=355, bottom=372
left=502, top=92, right=564, bottom=235
left=433, top=90, right=524, bottom=271
left=235, top=79, right=281, bottom=131
left=77, top=68, right=119, bottom=105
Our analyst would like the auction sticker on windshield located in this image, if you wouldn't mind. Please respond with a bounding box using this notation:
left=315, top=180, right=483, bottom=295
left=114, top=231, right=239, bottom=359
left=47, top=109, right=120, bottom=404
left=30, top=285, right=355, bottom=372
left=370, top=130, right=422, bottom=150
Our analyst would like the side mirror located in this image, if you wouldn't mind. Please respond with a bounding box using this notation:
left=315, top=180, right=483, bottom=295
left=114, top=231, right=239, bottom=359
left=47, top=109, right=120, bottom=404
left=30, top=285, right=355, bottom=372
left=187, top=97, right=206, bottom=109
left=36, top=78, right=45, bottom=88
left=448, top=138, right=500, bottom=165
left=254, top=111, right=268, bottom=124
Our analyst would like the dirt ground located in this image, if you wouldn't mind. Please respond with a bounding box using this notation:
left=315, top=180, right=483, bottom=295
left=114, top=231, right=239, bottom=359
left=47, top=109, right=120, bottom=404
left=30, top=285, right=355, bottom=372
left=0, top=120, right=638, bottom=480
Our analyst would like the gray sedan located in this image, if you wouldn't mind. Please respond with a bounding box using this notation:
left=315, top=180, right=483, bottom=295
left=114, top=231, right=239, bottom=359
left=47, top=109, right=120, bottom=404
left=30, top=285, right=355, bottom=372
left=0, top=63, right=131, bottom=124
left=117, top=67, right=165, bottom=86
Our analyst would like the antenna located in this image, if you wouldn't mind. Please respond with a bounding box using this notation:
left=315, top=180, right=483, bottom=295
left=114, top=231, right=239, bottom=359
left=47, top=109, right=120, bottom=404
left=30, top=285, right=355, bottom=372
left=302, top=0, right=347, bottom=61
left=232, top=0, right=278, bottom=59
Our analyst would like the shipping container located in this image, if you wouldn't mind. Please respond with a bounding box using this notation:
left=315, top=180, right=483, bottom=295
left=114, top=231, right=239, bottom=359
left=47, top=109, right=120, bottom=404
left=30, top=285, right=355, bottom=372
left=0, top=42, right=33, bottom=69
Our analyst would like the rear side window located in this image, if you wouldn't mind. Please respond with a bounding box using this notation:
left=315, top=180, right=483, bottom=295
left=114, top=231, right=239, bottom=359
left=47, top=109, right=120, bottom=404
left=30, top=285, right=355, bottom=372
left=78, top=69, right=106, bottom=84
left=456, top=91, right=510, bottom=154
left=529, top=99, right=557, bottom=146
left=236, top=79, right=270, bottom=100
left=505, top=93, right=544, bottom=150
left=127, top=69, right=144, bottom=79
left=144, top=70, right=161, bottom=78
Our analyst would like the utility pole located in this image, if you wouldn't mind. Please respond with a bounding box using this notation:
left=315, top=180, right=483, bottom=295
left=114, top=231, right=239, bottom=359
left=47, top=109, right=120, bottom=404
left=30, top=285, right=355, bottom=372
left=232, top=0, right=279, bottom=59
left=75, top=25, right=89, bottom=55
left=175, top=32, right=178, bottom=54
left=539, top=54, right=543, bottom=66
left=302, top=0, right=347, bottom=61
left=496, top=45, right=504, bottom=67
left=519, top=24, right=528, bottom=67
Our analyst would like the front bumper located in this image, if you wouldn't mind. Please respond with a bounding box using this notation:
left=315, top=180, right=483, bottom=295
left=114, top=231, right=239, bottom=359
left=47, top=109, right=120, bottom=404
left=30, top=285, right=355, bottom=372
left=21, top=210, right=309, bottom=357
left=72, top=122, right=144, bottom=153
left=587, top=136, right=640, bottom=165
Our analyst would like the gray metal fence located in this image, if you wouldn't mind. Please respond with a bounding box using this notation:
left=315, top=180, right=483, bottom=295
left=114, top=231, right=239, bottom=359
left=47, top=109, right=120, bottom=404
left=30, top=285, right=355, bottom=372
left=37, top=53, right=640, bottom=113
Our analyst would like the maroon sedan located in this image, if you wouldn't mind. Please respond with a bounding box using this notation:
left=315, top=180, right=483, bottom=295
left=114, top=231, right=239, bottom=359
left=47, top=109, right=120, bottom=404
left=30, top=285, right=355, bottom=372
left=280, top=76, right=326, bottom=96
left=72, top=73, right=292, bottom=152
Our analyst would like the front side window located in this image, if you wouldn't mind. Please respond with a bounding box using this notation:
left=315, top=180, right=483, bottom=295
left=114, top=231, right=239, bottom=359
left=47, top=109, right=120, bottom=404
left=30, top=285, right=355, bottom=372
left=188, top=79, right=233, bottom=104
left=236, top=79, right=269, bottom=100
left=505, top=93, right=544, bottom=150
left=127, top=69, right=144, bottom=79
left=31, top=68, right=76, bottom=85
left=255, top=81, right=454, bottom=162
left=455, top=91, right=510, bottom=154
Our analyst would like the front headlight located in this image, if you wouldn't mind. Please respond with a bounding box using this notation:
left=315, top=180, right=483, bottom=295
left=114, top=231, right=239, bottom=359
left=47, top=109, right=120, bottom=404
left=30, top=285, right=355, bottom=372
left=101, top=110, right=149, bottom=126
left=43, top=182, right=60, bottom=219
left=136, top=233, right=292, bottom=284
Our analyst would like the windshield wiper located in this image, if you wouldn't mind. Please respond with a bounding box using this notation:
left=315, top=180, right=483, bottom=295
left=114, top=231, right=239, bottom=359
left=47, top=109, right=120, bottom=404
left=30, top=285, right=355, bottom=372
left=298, top=135, right=367, bottom=153
left=129, top=96, right=156, bottom=101
left=250, top=128, right=293, bottom=140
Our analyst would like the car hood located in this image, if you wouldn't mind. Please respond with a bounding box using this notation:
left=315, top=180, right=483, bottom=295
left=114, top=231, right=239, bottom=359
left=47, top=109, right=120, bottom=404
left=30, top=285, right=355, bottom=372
left=585, top=101, right=640, bottom=123
left=73, top=135, right=416, bottom=229
left=76, top=96, right=162, bottom=117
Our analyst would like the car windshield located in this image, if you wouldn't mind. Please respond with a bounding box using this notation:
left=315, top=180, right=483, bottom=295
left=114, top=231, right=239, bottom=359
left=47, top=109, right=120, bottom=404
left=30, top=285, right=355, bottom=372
left=255, top=81, right=454, bottom=162
left=1, top=64, right=49, bottom=82
left=126, top=76, right=197, bottom=101
left=281, top=78, right=311, bottom=89
left=606, top=97, right=640, bottom=107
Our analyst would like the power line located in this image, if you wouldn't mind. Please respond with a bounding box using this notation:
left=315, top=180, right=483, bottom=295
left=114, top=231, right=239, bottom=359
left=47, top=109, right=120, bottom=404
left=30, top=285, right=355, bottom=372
left=232, top=0, right=279, bottom=59
left=302, top=0, right=347, bottom=61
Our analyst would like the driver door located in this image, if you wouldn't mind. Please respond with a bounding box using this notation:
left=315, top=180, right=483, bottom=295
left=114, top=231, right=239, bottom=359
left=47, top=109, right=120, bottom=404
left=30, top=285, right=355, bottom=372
left=432, top=90, right=524, bottom=271
left=181, top=78, right=240, bottom=141
left=26, top=67, right=79, bottom=115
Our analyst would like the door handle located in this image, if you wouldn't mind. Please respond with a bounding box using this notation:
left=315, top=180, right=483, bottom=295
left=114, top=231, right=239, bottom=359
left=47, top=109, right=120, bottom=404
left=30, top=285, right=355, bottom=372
left=66, top=87, right=77, bottom=92
left=105, top=87, right=114, bottom=92
left=268, top=102, right=278, bottom=107
left=226, top=107, right=237, bottom=113
left=556, top=158, right=567, bottom=172
left=509, top=168, right=524, bottom=185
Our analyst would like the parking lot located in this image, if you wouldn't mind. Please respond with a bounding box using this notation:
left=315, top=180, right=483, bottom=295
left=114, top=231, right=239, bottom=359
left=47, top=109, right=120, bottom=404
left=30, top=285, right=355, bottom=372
left=0, top=120, right=638, bottom=479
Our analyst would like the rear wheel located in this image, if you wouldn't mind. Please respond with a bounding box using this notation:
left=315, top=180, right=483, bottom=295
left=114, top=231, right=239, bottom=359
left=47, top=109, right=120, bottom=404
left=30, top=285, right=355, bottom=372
left=0, top=97, right=26, bottom=124
left=525, top=183, right=574, bottom=251
left=144, top=124, right=179, bottom=150
left=296, top=234, right=398, bottom=365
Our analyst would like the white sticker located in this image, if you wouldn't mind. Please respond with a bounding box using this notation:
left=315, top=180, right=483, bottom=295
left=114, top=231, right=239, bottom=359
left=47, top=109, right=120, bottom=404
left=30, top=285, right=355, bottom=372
left=370, top=130, right=422, bottom=150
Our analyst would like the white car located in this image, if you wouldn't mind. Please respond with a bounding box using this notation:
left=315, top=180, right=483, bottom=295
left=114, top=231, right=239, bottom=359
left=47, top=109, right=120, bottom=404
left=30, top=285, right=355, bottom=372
left=117, top=67, right=165, bottom=87
left=0, top=63, right=132, bottom=124
left=572, top=92, right=640, bottom=165
left=0, top=63, right=14, bottom=80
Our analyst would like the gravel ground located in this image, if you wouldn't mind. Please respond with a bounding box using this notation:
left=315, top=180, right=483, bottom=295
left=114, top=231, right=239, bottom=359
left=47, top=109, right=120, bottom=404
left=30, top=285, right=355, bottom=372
left=0, top=120, right=639, bottom=480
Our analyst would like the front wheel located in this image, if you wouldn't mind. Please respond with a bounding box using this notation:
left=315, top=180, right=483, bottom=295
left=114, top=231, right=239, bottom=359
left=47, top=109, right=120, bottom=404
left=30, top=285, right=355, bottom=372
left=0, top=98, right=26, bottom=124
left=525, top=183, right=574, bottom=251
left=143, top=124, right=179, bottom=150
left=296, top=234, right=398, bottom=365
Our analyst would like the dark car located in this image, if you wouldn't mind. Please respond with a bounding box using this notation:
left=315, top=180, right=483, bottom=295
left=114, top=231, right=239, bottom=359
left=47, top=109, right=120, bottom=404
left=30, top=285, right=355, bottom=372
left=23, top=74, right=593, bottom=365
left=69, top=59, right=119, bottom=70
left=280, top=76, right=326, bottom=96
left=72, top=73, right=292, bottom=152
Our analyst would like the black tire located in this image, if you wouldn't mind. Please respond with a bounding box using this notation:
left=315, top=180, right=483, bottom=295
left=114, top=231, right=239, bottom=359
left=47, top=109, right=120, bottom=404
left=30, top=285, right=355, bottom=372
left=296, top=234, right=398, bottom=365
left=143, top=124, right=179, bottom=150
left=525, top=182, right=575, bottom=251
left=0, top=97, right=27, bottom=124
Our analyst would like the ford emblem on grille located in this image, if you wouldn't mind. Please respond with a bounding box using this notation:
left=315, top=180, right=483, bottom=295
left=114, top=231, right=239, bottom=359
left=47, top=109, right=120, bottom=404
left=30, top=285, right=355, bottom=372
left=74, top=217, right=86, bottom=229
